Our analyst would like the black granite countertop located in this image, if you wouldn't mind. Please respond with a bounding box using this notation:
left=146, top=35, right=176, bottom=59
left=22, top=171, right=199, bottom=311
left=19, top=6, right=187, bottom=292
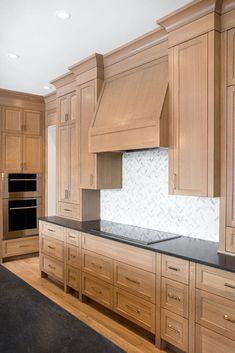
left=39, top=216, right=235, bottom=274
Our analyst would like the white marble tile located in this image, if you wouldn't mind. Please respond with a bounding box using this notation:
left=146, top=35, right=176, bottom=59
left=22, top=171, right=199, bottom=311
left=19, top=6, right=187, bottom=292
left=101, top=149, right=219, bottom=242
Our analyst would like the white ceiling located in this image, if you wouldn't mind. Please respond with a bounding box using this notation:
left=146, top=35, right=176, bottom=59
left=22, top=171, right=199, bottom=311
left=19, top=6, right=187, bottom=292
left=0, top=0, right=191, bottom=96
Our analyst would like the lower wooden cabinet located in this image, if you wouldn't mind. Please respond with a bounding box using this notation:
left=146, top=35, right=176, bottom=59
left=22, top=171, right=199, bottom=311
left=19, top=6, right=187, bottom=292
left=41, top=254, right=64, bottom=282
left=161, top=308, right=188, bottom=352
left=196, top=325, right=235, bottom=353
left=82, top=250, right=113, bottom=284
left=67, top=266, right=80, bottom=291
left=114, top=288, right=156, bottom=333
left=3, top=236, right=39, bottom=258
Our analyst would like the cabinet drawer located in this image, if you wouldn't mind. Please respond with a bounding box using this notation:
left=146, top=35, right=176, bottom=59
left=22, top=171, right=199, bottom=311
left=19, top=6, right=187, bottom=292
left=3, top=237, right=39, bottom=257
left=161, top=308, right=188, bottom=352
left=41, top=255, right=64, bottom=282
left=82, top=250, right=113, bottom=284
left=82, top=273, right=113, bottom=309
left=196, top=324, right=235, bottom=353
left=58, top=202, right=80, bottom=220
left=114, top=288, right=155, bottom=333
left=161, top=277, right=188, bottom=318
left=114, top=262, right=155, bottom=303
left=40, top=221, right=65, bottom=241
left=66, top=245, right=81, bottom=268
left=162, top=255, right=189, bottom=284
left=67, top=230, right=81, bottom=247
left=196, top=289, right=235, bottom=340
left=196, top=264, right=235, bottom=301
left=42, top=237, right=64, bottom=261
left=82, top=233, right=155, bottom=273
left=67, top=266, right=80, bottom=291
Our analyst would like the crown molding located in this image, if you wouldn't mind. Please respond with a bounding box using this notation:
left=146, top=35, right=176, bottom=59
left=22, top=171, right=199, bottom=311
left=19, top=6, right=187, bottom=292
left=69, top=53, right=103, bottom=76
left=50, top=71, right=75, bottom=89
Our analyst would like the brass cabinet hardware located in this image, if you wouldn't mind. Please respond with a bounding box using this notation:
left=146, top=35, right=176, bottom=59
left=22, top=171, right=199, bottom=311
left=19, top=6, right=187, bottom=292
left=168, top=292, right=181, bottom=301
left=91, top=262, right=102, bottom=269
left=70, top=254, right=76, bottom=259
left=65, top=113, right=69, bottom=121
left=125, top=304, right=140, bottom=314
left=48, top=229, right=55, bottom=233
left=91, top=286, right=102, bottom=294
left=19, top=245, right=30, bottom=248
left=168, top=266, right=180, bottom=272
left=48, top=264, right=56, bottom=270
left=168, top=324, right=180, bottom=334
left=125, top=276, right=140, bottom=285
left=69, top=235, right=76, bottom=239
left=173, top=173, right=177, bottom=190
left=90, top=174, right=94, bottom=186
left=48, top=245, right=55, bottom=250
left=63, top=208, right=72, bottom=212
left=70, top=275, right=76, bottom=281
left=224, top=282, right=235, bottom=290
left=224, top=314, right=235, bottom=324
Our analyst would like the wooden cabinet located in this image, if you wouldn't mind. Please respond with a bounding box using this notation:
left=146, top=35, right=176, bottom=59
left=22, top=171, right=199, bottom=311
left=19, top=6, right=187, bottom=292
left=23, top=110, right=41, bottom=134
left=3, top=236, right=39, bottom=258
left=228, top=28, right=235, bottom=86
left=1, top=106, right=22, bottom=132
left=57, top=122, right=79, bottom=216
left=169, top=32, right=220, bottom=197
left=58, top=92, right=77, bottom=124
left=78, top=80, right=122, bottom=190
left=23, top=135, right=42, bottom=172
left=196, top=324, right=235, bottom=353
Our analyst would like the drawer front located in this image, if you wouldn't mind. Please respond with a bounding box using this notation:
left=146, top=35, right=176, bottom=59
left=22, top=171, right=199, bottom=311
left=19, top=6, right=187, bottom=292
left=82, top=233, right=155, bottom=273
left=67, top=230, right=81, bottom=247
left=42, top=237, right=64, bottom=261
left=161, top=277, right=189, bottom=318
left=114, top=262, right=155, bottom=303
left=41, top=255, right=64, bottom=282
left=196, top=324, right=235, bottom=353
left=161, top=308, right=188, bottom=352
left=40, top=221, right=65, bottom=241
left=82, top=250, right=113, bottom=284
left=82, top=273, right=113, bottom=309
left=66, top=245, right=81, bottom=268
left=58, top=202, right=80, bottom=220
left=196, top=289, right=235, bottom=340
left=67, top=266, right=80, bottom=291
left=114, top=288, right=155, bottom=333
left=196, top=264, right=235, bottom=301
left=3, top=237, right=39, bottom=257
left=162, top=255, right=189, bottom=284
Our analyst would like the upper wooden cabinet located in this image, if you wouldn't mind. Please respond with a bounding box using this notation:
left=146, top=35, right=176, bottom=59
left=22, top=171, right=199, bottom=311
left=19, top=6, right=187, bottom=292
left=58, top=92, right=77, bottom=124
left=158, top=9, right=220, bottom=197
left=1, top=106, right=41, bottom=135
left=228, top=27, right=235, bottom=86
left=23, top=135, right=42, bottom=172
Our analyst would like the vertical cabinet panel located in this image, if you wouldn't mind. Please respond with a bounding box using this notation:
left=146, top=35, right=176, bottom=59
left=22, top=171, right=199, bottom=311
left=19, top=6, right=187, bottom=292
left=58, top=95, right=69, bottom=123
left=79, top=81, right=96, bottom=189
left=2, top=107, right=22, bottom=132
left=169, top=34, right=208, bottom=196
left=68, top=123, right=79, bottom=203
left=23, top=135, right=42, bottom=172
left=2, top=133, right=22, bottom=172
left=24, top=110, right=41, bottom=135
left=228, top=28, right=235, bottom=86
left=227, top=86, right=235, bottom=227
left=70, top=92, right=77, bottom=122
left=57, top=125, right=69, bottom=202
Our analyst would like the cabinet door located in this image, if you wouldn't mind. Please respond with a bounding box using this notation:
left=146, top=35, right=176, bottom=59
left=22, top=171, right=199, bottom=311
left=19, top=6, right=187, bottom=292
left=169, top=34, right=208, bottom=196
left=57, top=124, right=69, bottom=201
left=68, top=122, right=79, bottom=203
left=23, top=110, right=41, bottom=135
left=227, top=86, right=235, bottom=227
left=228, top=28, right=235, bottom=86
left=2, top=133, right=22, bottom=172
left=58, top=95, right=69, bottom=123
left=2, top=107, right=22, bottom=132
left=69, top=92, right=77, bottom=122
left=23, top=135, right=42, bottom=172
left=79, top=81, right=97, bottom=189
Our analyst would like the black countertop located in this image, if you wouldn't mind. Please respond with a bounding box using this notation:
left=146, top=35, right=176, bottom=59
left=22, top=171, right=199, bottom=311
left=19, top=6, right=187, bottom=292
left=39, top=216, right=235, bottom=274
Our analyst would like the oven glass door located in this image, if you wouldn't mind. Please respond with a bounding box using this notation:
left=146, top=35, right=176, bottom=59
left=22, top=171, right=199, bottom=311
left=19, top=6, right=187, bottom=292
left=8, top=174, right=37, bottom=193
left=3, top=198, right=41, bottom=239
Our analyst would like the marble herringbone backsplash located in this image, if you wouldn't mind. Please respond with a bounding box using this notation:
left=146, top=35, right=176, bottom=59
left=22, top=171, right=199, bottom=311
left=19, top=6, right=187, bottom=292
left=101, top=149, right=219, bottom=242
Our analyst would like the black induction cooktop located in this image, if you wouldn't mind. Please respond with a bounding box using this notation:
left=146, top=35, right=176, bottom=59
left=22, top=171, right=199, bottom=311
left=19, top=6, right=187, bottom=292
left=90, top=222, right=181, bottom=245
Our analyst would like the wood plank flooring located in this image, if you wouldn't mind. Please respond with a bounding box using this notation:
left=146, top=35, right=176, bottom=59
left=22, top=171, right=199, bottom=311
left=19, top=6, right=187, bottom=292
left=3, top=257, right=170, bottom=353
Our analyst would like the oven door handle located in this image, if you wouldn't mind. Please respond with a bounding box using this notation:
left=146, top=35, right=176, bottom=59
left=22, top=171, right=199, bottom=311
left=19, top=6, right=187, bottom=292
left=9, top=179, right=37, bottom=181
left=9, top=206, right=38, bottom=211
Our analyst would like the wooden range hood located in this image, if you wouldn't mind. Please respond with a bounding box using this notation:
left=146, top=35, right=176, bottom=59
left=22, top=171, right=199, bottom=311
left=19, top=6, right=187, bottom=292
left=89, top=28, right=169, bottom=153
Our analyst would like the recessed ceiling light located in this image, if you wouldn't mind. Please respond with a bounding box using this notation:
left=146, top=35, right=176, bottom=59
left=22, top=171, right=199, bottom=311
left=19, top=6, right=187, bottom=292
left=56, top=10, right=71, bottom=20
left=43, top=86, right=52, bottom=90
left=8, top=53, right=20, bottom=59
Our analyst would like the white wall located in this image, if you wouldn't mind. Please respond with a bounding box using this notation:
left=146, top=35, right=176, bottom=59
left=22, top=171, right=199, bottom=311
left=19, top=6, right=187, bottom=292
left=101, top=149, right=219, bottom=242
left=47, top=126, right=57, bottom=216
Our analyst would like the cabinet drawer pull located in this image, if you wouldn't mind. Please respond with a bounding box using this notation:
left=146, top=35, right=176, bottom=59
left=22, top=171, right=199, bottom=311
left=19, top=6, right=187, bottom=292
left=168, top=266, right=180, bottom=272
left=64, top=208, right=72, bottom=212
left=69, top=235, right=76, bottom=239
left=224, top=283, right=235, bottom=290
left=70, top=254, right=76, bottom=259
left=91, top=286, right=102, bottom=294
left=125, top=277, right=140, bottom=285
left=125, top=304, right=140, bottom=314
left=70, top=275, right=76, bottom=281
left=19, top=245, right=30, bottom=248
left=168, top=324, right=180, bottom=334
left=48, top=264, right=56, bottom=270
left=48, top=245, right=56, bottom=250
left=65, top=113, right=69, bottom=121
left=168, top=293, right=181, bottom=301
left=48, top=229, right=55, bottom=233
left=91, top=262, right=102, bottom=269
left=90, top=174, right=94, bottom=186
left=224, top=315, right=235, bottom=324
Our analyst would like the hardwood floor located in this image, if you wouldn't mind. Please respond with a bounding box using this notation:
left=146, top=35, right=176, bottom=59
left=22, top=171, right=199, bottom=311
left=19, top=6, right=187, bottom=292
left=3, top=257, right=171, bottom=353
